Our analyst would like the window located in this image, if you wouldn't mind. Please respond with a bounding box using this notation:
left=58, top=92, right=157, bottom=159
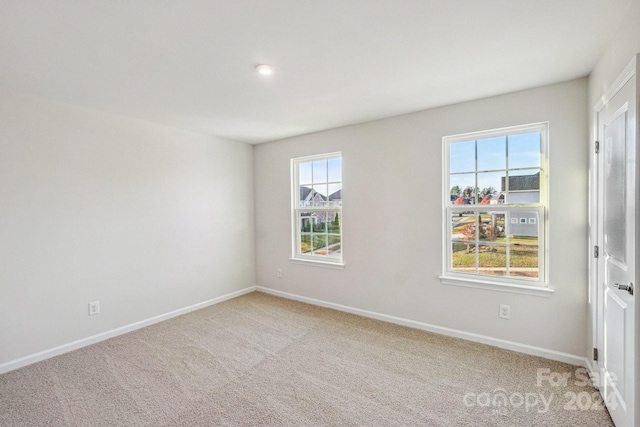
left=291, top=153, right=343, bottom=266
left=442, top=123, right=548, bottom=291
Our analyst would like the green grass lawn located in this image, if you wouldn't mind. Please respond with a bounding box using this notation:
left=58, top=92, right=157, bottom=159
left=452, top=239, right=538, bottom=278
left=300, top=234, right=341, bottom=254
left=453, top=244, right=538, bottom=266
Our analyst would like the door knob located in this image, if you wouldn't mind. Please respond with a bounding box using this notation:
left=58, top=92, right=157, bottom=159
left=613, top=282, right=634, bottom=295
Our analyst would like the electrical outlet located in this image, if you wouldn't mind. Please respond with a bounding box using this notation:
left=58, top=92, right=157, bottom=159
left=89, top=301, right=100, bottom=316
left=499, top=304, right=510, bottom=319
left=277, top=268, right=283, bottom=278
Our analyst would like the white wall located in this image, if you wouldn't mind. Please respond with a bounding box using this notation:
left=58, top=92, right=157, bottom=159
left=0, top=90, right=255, bottom=368
left=589, top=0, right=640, bottom=107
left=255, top=78, right=589, bottom=358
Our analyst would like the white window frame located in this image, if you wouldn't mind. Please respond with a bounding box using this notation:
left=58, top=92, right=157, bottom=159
left=441, top=123, right=551, bottom=296
left=290, top=152, right=344, bottom=268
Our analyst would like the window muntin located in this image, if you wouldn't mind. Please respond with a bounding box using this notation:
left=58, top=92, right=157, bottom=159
left=443, top=123, right=548, bottom=288
left=292, top=153, right=342, bottom=264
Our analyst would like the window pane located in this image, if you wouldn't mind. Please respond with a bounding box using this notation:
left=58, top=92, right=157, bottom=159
left=299, top=216, right=311, bottom=233
left=452, top=213, right=477, bottom=243
left=478, top=212, right=504, bottom=242
left=328, top=212, right=341, bottom=234
left=477, top=136, right=506, bottom=171
left=300, top=235, right=312, bottom=254
left=493, top=213, right=506, bottom=236
left=328, top=183, right=342, bottom=207
left=507, top=211, right=538, bottom=243
left=299, top=162, right=312, bottom=185
left=312, top=185, right=328, bottom=207
left=449, top=173, right=475, bottom=205
left=452, top=242, right=476, bottom=273
left=312, top=234, right=327, bottom=255
left=477, top=172, right=502, bottom=205
left=478, top=243, right=506, bottom=276
left=327, top=235, right=341, bottom=258
left=450, top=140, right=476, bottom=174
left=312, top=214, right=327, bottom=233
left=509, top=245, right=538, bottom=278
left=299, top=186, right=313, bottom=207
left=508, top=132, right=541, bottom=169
left=603, top=113, right=626, bottom=261
left=328, top=157, right=342, bottom=182
left=505, top=170, right=540, bottom=203
left=312, top=160, right=327, bottom=184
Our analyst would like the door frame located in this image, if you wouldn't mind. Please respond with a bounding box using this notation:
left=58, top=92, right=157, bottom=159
left=589, top=54, right=639, bottom=424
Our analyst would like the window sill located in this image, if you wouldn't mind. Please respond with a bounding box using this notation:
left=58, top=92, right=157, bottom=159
left=439, top=275, right=553, bottom=297
left=289, top=257, right=345, bottom=270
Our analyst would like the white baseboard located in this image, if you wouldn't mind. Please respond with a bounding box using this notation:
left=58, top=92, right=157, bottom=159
left=3, top=285, right=588, bottom=375
left=256, top=286, right=588, bottom=367
left=0, top=286, right=257, bottom=375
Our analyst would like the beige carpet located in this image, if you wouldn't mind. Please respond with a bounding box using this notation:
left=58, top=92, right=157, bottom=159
left=1, top=291, right=613, bottom=426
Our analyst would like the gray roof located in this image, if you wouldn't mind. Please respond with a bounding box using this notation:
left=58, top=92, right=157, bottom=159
left=501, top=172, right=540, bottom=191
left=300, top=186, right=326, bottom=201
left=300, top=186, right=341, bottom=201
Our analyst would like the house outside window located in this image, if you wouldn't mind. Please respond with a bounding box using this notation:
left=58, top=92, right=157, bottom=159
left=291, top=153, right=343, bottom=266
left=442, top=123, right=549, bottom=291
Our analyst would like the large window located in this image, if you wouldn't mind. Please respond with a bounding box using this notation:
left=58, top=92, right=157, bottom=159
left=291, top=153, right=343, bottom=265
left=442, top=123, right=548, bottom=290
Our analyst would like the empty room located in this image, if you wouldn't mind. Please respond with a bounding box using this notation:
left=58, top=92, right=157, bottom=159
left=1, top=1, right=639, bottom=426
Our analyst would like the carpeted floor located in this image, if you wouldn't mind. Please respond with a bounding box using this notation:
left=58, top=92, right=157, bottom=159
left=0, top=291, right=614, bottom=426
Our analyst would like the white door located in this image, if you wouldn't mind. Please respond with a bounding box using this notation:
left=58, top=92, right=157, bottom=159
left=594, top=56, right=637, bottom=427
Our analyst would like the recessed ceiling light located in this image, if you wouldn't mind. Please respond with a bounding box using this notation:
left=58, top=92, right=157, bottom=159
left=256, top=64, right=274, bottom=76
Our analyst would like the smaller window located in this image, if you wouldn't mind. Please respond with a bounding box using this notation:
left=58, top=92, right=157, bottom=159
left=291, top=153, right=343, bottom=266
